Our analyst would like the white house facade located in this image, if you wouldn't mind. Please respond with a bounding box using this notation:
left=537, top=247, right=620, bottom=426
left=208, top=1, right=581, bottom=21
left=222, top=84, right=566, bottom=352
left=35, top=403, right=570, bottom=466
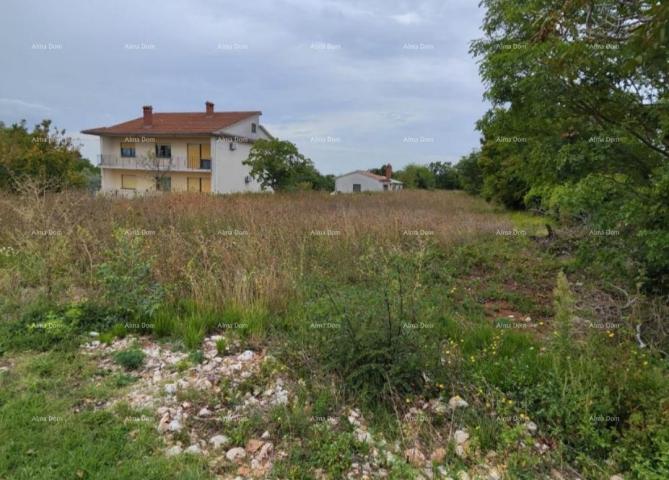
left=335, top=166, right=403, bottom=193
left=82, top=102, right=273, bottom=195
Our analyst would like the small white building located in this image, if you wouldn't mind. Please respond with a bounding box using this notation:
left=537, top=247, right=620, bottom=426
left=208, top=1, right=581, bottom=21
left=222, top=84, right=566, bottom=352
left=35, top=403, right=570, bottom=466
left=335, top=165, right=403, bottom=193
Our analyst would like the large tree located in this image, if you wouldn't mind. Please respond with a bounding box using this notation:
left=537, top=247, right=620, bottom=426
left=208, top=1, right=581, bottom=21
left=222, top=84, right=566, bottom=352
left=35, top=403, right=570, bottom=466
left=472, top=0, right=669, bottom=289
left=244, top=138, right=328, bottom=191
left=0, top=119, right=97, bottom=192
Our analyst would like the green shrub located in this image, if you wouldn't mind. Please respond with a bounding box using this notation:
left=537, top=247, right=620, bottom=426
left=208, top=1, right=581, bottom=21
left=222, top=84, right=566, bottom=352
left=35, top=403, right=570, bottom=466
left=294, top=246, right=444, bottom=407
left=114, top=349, right=145, bottom=370
left=96, top=231, right=163, bottom=320
left=2, top=304, right=78, bottom=351
left=188, top=350, right=204, bottom=364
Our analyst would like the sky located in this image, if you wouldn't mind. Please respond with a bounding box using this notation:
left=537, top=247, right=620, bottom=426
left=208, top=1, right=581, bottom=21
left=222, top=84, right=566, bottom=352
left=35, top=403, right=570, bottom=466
left=0, top=0, right=487, bottom=175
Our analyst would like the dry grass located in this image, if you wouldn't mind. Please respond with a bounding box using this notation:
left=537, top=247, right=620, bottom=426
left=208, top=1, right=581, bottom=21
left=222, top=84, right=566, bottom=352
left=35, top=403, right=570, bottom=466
left=0, top=189, right=512, bottom=310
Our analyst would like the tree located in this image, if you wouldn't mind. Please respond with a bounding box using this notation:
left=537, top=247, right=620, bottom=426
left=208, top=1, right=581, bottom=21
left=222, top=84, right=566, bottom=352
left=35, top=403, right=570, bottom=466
left=0, top=120, right=97, bottom=192
left=455, top=151, right=483, bottom=195
left=428, top=161, right=460, bottom=190
left=471, top=0, right=669, bottom=289
left=244, top=138, right=329, bottom=191
left=395, top=164, right=436, bottom=189
left=138, top=150, right=173, bottom=192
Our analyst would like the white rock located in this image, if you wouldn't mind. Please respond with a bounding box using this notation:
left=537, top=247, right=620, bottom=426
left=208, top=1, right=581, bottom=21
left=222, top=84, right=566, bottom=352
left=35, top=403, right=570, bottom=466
left=184, top=444, right=201, bottom=454
left=157, top=412, right=170, bottom=433
left=525, top=421, right=538, bottom=434
left=164, top=383, right=177, bottom=395
left=198, top=407, right=212, bottom=417
left=355, top=429, right=373, bottom=444
left=238, top=350, right=255, bottom=361
left=209, top=434, right=230, bottom=449
left=168, top=419, right=182, bottom=432
left=273, top=386, right=289, bottom=405
left=226, top=447, right=247, bottom=462
left=89, top=331, right=99, bottom=337
left=609, top=476, right=624, bottom=480
left=165, top=445, right=182, bottom=456
left=256, top=442, right=273, bottom=462
left=448, top=396, right=469, bottom=409
left=488, top=467, right=501, bottom=480
left=261, top=430, right=271, bottom=439
left=457, top=472, right=471, bottom=480
left=432, top=400, right=448, bottom=415
left=454, top=430, right=469, bottom=444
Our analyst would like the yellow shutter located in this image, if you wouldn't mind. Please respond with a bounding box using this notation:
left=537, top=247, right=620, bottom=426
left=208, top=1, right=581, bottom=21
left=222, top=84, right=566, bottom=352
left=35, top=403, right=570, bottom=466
left=121, top=175, right=137, bottom=190
left=187, top=144, right=200, bottom=169
left=201, top=177, right=211, bottom=193
left=201, top=143, right=211, bottom=160
left=187, top=177, right=200, bottom=192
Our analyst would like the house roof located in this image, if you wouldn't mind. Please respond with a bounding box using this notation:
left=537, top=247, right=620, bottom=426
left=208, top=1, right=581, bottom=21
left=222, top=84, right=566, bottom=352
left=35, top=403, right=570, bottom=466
left=81, top=111, right=261, bottom=136
left=335, top=170, right=403, bottom=184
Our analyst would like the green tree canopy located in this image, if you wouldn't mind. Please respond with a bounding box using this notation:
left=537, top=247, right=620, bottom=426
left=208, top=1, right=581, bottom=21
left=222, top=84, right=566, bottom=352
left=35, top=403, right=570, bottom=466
left=0, top=120, right=97, bottom=192
left=428, top=161, right=460, bottom=190
left=472, top=0, right=669, bottom=290
left=395, top=164, right=436, bottom=189
left=243, top=138, right=331, bottom=191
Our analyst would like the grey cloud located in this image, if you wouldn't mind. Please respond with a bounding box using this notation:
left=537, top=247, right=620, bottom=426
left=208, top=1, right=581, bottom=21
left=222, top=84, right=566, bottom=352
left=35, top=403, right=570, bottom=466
left=0, top=0, right=486, bottom=173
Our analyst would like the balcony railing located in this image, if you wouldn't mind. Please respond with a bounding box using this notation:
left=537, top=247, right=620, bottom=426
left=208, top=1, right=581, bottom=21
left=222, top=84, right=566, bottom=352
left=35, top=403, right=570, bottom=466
left=99, top=155, right=211, bottom=171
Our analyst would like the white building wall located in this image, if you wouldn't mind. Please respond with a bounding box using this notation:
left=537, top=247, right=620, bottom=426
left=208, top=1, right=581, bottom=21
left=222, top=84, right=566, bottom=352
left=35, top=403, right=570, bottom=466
left=335, top=173, right=385, bottom=193
left=219, top=115, right=265, bottom=140
left=211, top=137, right=263, bottom=193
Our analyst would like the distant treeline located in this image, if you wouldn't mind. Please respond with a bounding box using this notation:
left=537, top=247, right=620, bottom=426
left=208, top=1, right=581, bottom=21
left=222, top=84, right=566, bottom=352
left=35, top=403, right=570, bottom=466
left=456, top=1, right=669, bottom=292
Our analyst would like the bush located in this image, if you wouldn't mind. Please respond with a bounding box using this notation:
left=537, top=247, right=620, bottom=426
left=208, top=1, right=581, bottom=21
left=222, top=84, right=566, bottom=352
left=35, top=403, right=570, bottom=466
left=114, top=349, right=145, bottom=370
left=96, top=231, right=163, bottom=320
left=294, top=246, right=444, bottom=407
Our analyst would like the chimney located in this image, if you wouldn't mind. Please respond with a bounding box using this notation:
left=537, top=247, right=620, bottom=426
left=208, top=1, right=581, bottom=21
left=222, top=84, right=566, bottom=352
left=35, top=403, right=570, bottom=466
left=385, top=163, right=392, bottom=180
left=143, top=105, right=153, bottom=127
left=205, top=101, right=214, bottom=114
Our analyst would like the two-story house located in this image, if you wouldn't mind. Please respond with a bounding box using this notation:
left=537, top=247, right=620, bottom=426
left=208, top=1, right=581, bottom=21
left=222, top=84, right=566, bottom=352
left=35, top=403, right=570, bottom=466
left=82, top=102, right=272, bottom=195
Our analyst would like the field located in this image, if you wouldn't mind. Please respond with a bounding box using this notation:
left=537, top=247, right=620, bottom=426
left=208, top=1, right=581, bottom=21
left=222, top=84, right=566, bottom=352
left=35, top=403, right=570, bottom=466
left=0, top=190, right=667, bottom=480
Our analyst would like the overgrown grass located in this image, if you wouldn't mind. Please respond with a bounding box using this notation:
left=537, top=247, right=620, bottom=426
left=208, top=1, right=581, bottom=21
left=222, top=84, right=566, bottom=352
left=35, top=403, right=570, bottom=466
left=0, top=351, right=212, bottom=479
left=0, top=190, right=667, bottom=479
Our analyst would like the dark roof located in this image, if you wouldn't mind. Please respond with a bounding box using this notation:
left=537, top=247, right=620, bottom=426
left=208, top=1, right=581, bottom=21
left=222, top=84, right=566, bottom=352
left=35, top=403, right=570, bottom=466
left=82, top=111, right=261, bottom=136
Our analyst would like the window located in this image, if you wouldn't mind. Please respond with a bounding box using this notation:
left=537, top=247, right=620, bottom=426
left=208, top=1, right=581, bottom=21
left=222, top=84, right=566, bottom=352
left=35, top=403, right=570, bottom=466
left=352, top=184, right=361, bottom=192
left=383, top=184, right=389, bottom=191
left=121, top=175, right=137, bottom=190
left=120, top=142, right=135, bottom=157
left=155, top=144, right=171, bottom=158
left=251, top=123, right=257, bottom=133
left=157, top=176, right=171, bottom=192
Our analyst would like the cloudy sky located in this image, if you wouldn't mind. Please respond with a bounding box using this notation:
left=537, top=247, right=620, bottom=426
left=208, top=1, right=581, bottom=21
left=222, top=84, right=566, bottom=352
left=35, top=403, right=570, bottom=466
left=0, top=0, right=487, bottom=175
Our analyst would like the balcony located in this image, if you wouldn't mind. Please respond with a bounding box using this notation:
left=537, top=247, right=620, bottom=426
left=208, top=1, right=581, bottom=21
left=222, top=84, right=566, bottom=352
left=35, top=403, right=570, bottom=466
left=99, top=155, right=212, bottom=172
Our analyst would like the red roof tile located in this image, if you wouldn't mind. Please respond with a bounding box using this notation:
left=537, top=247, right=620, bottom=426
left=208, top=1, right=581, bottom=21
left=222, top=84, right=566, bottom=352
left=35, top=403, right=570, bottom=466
left=358, top=170, right=391, bottom=182
left=82, top=111, right=260, bottom=136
